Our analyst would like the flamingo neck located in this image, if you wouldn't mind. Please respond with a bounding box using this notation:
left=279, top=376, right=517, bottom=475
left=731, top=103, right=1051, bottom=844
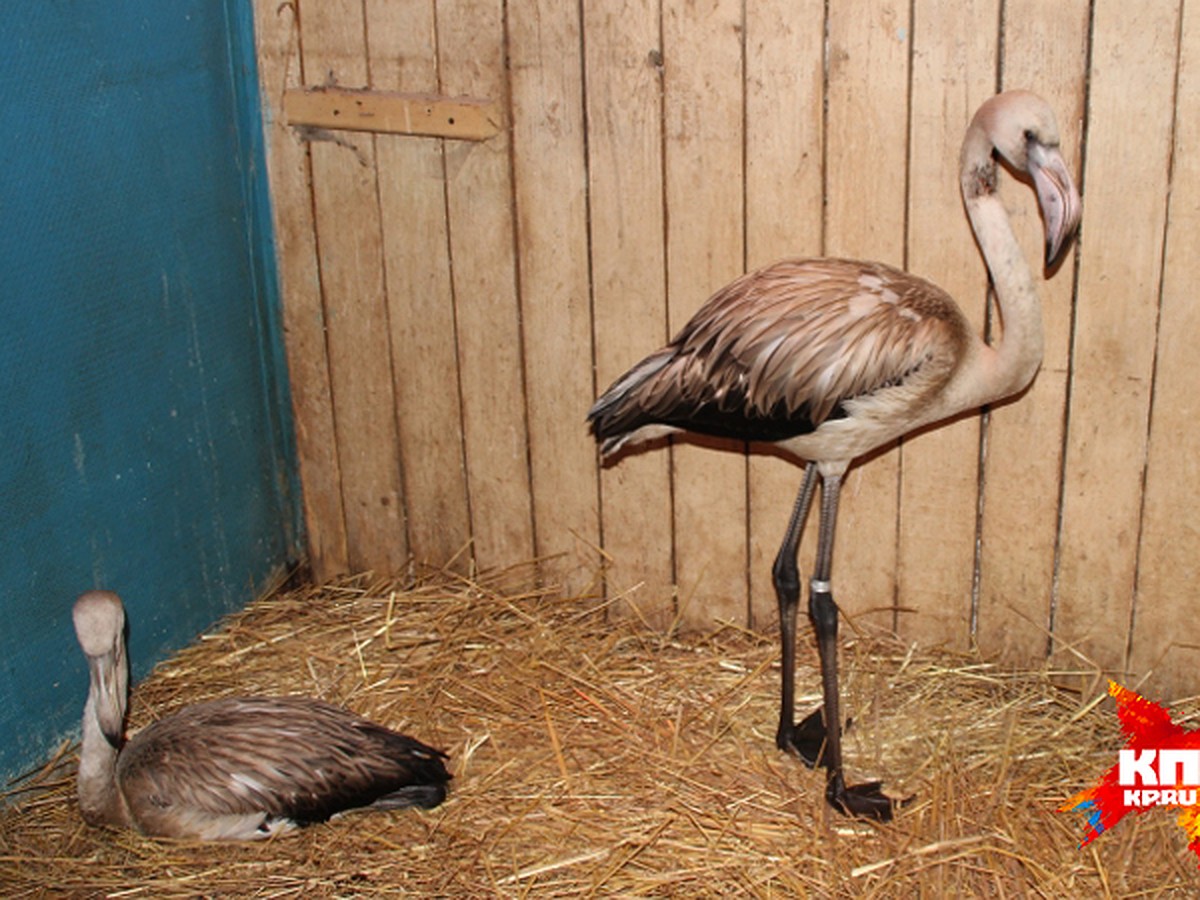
left=77, top=689, right=130, bottom=828
left=959, top=132, right=1045, bottom=405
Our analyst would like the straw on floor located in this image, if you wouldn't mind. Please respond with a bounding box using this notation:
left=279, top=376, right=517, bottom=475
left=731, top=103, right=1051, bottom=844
left=2, top=561, right=1197, bottom=897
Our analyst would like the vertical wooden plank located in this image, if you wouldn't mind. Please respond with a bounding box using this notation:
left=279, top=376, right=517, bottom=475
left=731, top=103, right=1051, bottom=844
left=662, top=0, right=747, bottom=627
left=508, top=0, right=600, bottom=595
left=744, top=1, right=825, bottom=628
left=365, top=0, right=472, bottom=569
left=436, top=0, right=535, bottom=570
left=1126, top=2, right=1198, bottom=698
left=583, top=0, right=676, bottom=624
left=898, top=0, right=999, bottom=649
left=1053, top=0, right=1180, bottom=678
left=822, top=0, right=911, bottom=632
left=298, top=0, right=408, bottom=574
left=252, top=0, right=349, bottom=580
left=976, top=1, right=1089, bottom=663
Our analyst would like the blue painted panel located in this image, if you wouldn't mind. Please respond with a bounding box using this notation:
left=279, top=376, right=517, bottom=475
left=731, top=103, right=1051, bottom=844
left=0, top=1, right=299, bottom=781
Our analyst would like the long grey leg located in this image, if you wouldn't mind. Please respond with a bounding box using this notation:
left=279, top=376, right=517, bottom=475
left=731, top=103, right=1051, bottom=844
left=808, top=472, right=899, bottom=820
left=772, top=463, right=818, bottom=753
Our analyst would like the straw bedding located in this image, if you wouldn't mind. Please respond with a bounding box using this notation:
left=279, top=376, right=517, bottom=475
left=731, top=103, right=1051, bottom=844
left=2, top=561, right=1197, bottom=897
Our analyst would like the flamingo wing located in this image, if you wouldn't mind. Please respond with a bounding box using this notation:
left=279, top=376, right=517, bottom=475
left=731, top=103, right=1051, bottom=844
left=589, top=257, right=968, bottom=451
left=117, top=697, right=449, bottom=839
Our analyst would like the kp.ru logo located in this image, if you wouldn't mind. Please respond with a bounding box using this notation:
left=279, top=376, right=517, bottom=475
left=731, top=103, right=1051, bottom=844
left=1061, top=681, right=1200, bottom=865
left=1117, top=748, right=1199, bottom=807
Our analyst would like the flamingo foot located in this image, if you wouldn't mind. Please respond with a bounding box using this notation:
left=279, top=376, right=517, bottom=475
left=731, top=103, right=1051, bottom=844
left=827, top=770, right=907, bottom=822
left=779, top=707, right=911, bottom=821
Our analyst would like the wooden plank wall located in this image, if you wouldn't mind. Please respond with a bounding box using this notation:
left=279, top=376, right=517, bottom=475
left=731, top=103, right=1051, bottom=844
left=254, top=1, right=1200, bottom=699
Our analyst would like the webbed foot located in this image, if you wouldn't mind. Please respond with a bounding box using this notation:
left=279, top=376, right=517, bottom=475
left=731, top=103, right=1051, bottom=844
left=827, top=770, right=909, bottom=822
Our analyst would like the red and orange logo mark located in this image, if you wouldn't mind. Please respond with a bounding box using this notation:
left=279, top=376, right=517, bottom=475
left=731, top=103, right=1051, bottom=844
left=1061, top=681, right=1200, bottom=865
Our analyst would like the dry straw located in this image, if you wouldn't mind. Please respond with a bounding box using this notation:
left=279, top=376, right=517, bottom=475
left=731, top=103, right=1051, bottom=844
left=2, top=561, right=1197, bottom=897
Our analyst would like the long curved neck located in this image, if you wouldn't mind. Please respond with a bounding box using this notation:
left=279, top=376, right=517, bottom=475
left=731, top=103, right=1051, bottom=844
left=77, top=678, right=131, bottom=828
left=958, top=126, right=1045, bottom=405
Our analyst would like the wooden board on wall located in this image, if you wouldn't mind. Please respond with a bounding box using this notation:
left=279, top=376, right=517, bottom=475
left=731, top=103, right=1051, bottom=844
left=508, top=0, right=601, bottom=596
left=298, top=0, right=409, bottom=575
left=663, top=0, right=748, bottom=628
left=436, top=0, right=535, bottom=572
left=583, top=0, right=676, bottom=626
left=366, top=0, right=473, bottom=570
left=1053, top=0, right=1180, bottom=680
left=1125, top=0, right=1200, bottom=697
left=976, top=0, right=1090, bottom=664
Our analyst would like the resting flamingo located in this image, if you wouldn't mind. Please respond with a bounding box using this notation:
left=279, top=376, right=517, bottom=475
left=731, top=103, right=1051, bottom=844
left=588, top=90, right=1081, bottom=819
left=73, top=590, right=451, bottom=840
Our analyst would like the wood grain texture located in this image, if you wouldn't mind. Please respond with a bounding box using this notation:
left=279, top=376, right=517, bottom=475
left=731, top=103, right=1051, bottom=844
left=583, top=0, right=675, bottom=626
left=508, top=0, right=601, bottom=595
left=436, top=0, right=535, bottom=570
left=298, top=0, right=408, bottom=574
left=367, top=0, right=472, bottom=570
left=1125, top=0, right=1200, bottom=697
left=283, top=87, right=501, bottom=140
left=1053, top=0, right=1180, bottom=679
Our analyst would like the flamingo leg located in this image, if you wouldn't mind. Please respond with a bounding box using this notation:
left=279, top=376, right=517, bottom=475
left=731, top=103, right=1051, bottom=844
left=775, top=469, right=900, bottom=821
left=772, top=463, right=819, bottom=756
left=811, top=473, right=901, bottom=820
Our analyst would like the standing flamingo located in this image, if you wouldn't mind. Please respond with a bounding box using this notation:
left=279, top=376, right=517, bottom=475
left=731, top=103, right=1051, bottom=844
left=588, top=91, right=1081, bottom=819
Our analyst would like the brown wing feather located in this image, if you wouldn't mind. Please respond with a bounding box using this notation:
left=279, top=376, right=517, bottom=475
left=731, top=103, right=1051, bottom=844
left=589, top=257, right=969, bottom=446
left=116, top=697, right=450, bottom=835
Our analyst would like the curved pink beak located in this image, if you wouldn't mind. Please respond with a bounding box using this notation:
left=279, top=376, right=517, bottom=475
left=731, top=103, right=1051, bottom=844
left=1028, top=142, right=1082, bottom=267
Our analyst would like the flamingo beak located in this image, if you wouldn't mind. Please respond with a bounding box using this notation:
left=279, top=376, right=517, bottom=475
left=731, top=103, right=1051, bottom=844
left=88, top=647, right=127, bottom=748
left=1028, top=142, right=1082, bottom=268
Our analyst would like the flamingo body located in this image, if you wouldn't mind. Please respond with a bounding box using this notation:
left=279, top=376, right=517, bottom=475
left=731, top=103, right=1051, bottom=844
left=73, top=590, right=451, bottom=840
left=588, top=91, right=1081, bottom=819
left=590, top=256, right=973, bottom=467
